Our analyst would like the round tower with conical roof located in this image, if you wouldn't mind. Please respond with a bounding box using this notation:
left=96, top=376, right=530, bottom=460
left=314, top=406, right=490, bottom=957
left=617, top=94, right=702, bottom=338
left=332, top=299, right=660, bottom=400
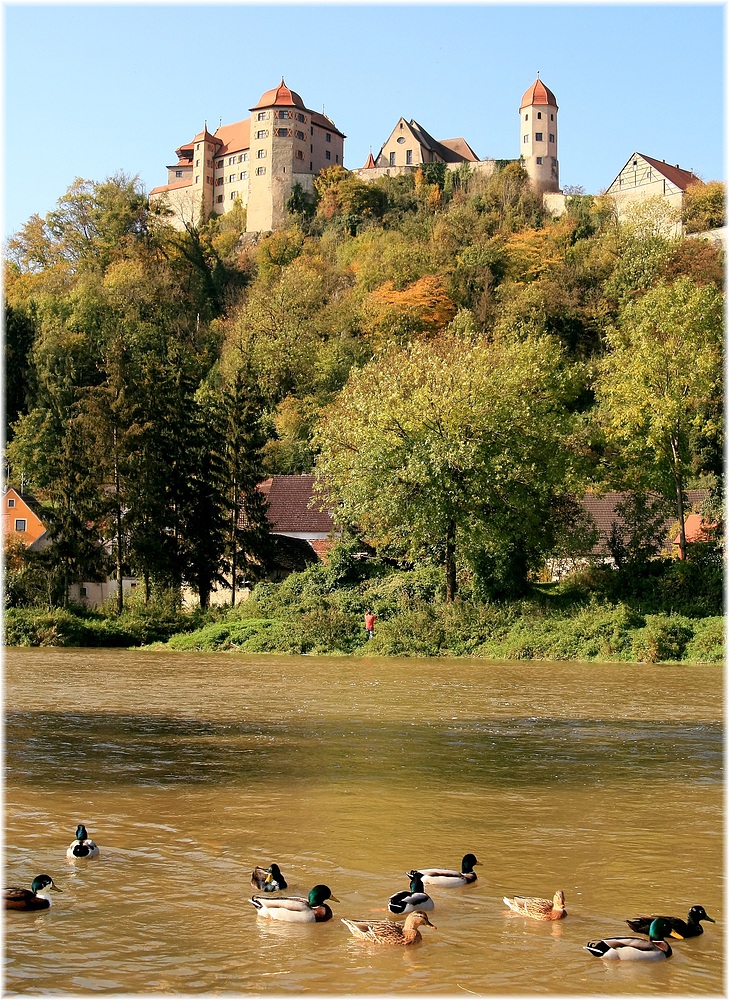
left=519, top=75, right=559, bottom=194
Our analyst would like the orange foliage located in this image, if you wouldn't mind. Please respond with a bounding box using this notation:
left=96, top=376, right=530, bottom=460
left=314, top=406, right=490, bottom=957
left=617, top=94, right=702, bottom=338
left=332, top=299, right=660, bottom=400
left=370, top=274, right=456, bottom=334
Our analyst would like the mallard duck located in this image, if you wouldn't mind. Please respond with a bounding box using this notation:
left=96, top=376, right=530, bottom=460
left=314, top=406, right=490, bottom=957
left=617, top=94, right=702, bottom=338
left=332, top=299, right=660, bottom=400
left=251, top=863, right=288, bottom=892
left=626, top=905, right=715, bottom=939
left=4, top=875, right=62, bottom=911
left=413, top=853, right=479, bottom=887
left=388, top=871, right=434, bottom=915
left=503, top=889, right=567, bottom=921
left=342, top=909, right=436, bottom=945
left=584, top=917, right=673, bottom=961
left=66, top=824, right=99, bottom=859
left=250, top=883, right=338, bottom=922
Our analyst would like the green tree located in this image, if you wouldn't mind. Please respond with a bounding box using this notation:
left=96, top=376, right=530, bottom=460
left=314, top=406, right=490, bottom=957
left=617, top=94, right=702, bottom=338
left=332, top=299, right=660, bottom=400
left=596, top=277, right=724, bottom=560
left=681, top=180, right=725, bottom=234
left=314, top=332, right=583, bottom=599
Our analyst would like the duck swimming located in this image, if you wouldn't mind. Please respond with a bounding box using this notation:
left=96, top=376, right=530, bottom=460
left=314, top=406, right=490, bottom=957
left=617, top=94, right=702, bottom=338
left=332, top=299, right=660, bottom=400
left=250, top=884, right=338, bottom=922
left=66, top=824, right=99, bottom=859
left=626, top=905, right=715, bottom=939
left=342, top=909, right=436, bottom=945
left=584, top=917, right=673, bottom=961
left=388, top=871, right=434, bottom=915
left=251, top=863, right=288, bottom=892
left=503, top=890, right=567, bottom=921
left=414, top=853, right=479, bottom=887
left=4, top=875, right=62, bottom=911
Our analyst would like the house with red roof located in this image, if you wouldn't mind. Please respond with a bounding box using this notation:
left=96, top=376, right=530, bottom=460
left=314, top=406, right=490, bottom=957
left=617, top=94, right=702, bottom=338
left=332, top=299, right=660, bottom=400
left=150, top=79, right=345, bottom=233
left=605, top=152, right=703, bottom=232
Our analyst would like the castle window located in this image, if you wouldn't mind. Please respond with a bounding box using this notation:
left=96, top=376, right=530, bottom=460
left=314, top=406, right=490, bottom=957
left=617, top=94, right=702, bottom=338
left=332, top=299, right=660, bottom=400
left=523, top=135, right=529, bottom=144
left=229, top=174, right=236, bottom=183
left=257, top=112, right=267, bottom=121
left=535, top=132, right=543, bottom=141
left=80, top=587, right=87, bottom=598
left=296, top=112, right=305, bottom=122
left=216, top=177, right=224, bottom=186
left=549, top=134, right=555, bottom=143
left=397, top=136, right=405, bottom=144
left=326, top=150, right=331, bottom=160
left=406, top=149, right=412, bottom=164
left=296, top=150, right=304, bottom=160
left=257, top=149, right=266, bottom=158
left=277, top=110, right=291, bottom=119
left=218, top=160, right=224, bottom=168
left=524, top=114, right=528, bottom=121
left=230, top=192, right=237, bottom=200
left=296, top=130, right=305, bottom=140
left=195, top=175, right=200, bottom=184
left=537, top=112, right=542, bottom=119
left=240, top=171, right=248, bottom=180
left=195, top=159, right=200, bottom=167
left=175, top=170, right=183, bottom=177
left=389, top=151, right=396, bottom=166
left=256, top=166, right=266, bottom=175
left=229, top=156, right=236, bottom=165
left=536, top=156, right=543, bottom=164
left=217, top=194, right=224, bottom=203
left=14, top=519, right=27, bottom=532
left=550, top=113, right=554, bottom=120
left=242, top=152, right=248, bottom=162
left=326, top=132, right=331, bottom=142
left=256, top=130, right=268, bottom=139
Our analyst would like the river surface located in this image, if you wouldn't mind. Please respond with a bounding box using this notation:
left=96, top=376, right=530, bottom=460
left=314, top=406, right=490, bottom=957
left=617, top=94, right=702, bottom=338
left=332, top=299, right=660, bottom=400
left=3, top=648, right=723, bottom=995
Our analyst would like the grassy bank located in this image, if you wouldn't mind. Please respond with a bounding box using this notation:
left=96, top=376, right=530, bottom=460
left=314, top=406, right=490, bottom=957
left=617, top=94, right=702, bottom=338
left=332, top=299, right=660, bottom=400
left=4, top=557, right=723, bottom=664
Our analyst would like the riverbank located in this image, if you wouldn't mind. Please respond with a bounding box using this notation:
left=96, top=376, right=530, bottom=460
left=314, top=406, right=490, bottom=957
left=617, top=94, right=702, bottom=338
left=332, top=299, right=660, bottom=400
left=4, top=561, right=723, bottom=664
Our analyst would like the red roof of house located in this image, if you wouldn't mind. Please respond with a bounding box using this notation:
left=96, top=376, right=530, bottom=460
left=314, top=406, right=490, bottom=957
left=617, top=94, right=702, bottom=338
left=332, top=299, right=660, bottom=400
left=149, top=179, right=192, bottom=196
left=520, top=76, right=558, bottom=110
left=258, top=475, right=334, bottom=534
left=251, top=79, right=306, bottom=111
left=637, top=153, right=702, bottom=192
left=581, top=490, right=708, bottom=556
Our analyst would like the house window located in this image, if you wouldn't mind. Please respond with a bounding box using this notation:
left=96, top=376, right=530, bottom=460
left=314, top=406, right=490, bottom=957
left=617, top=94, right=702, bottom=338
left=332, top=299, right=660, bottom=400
left=256, top=130, right=268, bottom=139
left=523, top=135, right=529, bottom=144
left=228, top=156, right=236, bottom=165
left=537, top=112, right=542, bottom=119
left=535, top=132, right=543, bottom=141
left=217, top=159, right=224, bottom=168
left=256, top=166, right=266, bottom=175
left=257, top=149, right=266, bottom=158
left=240, top=171, right=248, bottom=180
left=217, top=194, right=224, bottom=203
left=80, top=586, right=87, bottom=598
left=295, top=150, right=304, bottom=160
left=7, top=498, right=15, bottom=508
left=257, top=111, right=267, bottom=120
left=406, top=149, right=412, bottom=164
left=536, top=156, right=543, bottom=164
left=14, top=519, right=27, bottom=532
left=389, top=151, right=396, bottom=166
left=549, top=134, right=555, bottom=143
left=326, top=150, right=331, bottom=160
left=230, top=192, right=237, bottom=200
left=325, top=132, right=331, bottom=142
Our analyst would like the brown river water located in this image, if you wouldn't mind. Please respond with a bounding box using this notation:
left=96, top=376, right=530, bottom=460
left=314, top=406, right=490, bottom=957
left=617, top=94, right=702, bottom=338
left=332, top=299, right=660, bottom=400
left=3, top=648, right=723, bottom=995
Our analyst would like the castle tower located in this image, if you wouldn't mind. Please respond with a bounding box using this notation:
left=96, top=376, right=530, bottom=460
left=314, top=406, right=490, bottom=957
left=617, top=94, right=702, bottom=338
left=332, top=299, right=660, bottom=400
left=246, top=79, right=345, bottom=232
left=519, top=75, right=559, bottom=194
left=191, top=125, right=220, bottom=222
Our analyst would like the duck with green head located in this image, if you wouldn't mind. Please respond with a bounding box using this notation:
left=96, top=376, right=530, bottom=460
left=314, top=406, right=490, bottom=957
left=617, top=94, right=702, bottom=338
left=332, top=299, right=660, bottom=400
left=626, top=905, right=715, bottom=939
left=584, top=917, right=674, bottom=961
left=413, top=853, right=479, bottom=887
left=251, top=863, right=287, bottom=893
left=66, top=824, right=99, bottom=859
left=250, top=883, right=338, bottom=922
left=388, top=871, right=434, bottom=915
left=4, top=875, right=62, bottom=911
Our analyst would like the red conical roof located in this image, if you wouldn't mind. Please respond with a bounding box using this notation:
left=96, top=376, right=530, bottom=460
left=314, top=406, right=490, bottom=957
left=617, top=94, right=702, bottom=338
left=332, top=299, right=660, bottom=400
left=251, top=79, right=305, bottom=111
left=362, top=150, right=377, bottom=169
left=520, top=76, right=558, bottom=110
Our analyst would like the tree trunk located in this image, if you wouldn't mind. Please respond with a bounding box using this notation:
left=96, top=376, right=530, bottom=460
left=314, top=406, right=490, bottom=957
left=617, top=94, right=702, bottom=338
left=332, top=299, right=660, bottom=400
left=671, top=435, right=687, bottom=561
left=445, top=519, right=457, bottom=602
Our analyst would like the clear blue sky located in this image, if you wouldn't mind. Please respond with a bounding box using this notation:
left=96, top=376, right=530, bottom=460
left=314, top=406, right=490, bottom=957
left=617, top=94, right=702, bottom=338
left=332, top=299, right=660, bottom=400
left=3, top=2, right=725, bottom=239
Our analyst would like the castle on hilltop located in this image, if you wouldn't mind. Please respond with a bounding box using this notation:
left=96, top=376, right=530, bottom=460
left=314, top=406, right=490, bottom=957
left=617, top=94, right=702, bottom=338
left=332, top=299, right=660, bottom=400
left=150, top=75, right=563, bottom=233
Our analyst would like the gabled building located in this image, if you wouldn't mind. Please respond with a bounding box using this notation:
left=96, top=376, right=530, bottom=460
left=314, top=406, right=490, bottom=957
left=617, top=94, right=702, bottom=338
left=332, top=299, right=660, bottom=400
left=605, top=152, right=702, bottom=231
left=366, top=117, right=480, bottom=170
left=2, top=488, right=49, bottom=550
left=149, top=79, right=345, bottom=233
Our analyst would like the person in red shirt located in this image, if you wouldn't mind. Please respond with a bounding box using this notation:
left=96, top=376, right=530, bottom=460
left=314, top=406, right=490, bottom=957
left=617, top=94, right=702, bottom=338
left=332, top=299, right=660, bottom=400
left=364, top=610, right=376, bottom=640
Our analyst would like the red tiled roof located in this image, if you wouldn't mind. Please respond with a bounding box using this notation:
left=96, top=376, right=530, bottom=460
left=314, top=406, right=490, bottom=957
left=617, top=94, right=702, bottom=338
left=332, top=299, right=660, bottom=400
left=581, top=490, right=708, bottom=555
left=637, top=153, right=702, bottom=192
left=214, top=118, right=251, bottom=155
left=258, top=475, right=334, bottom=534
left=149, top=179, right=192, bottom=196
left=520, top=76, right=558, bottom=110
left=439, top=137, right=480, bottom=162
left=251, top=79, right=306, bottom=111
left=362, top=151, right=377, bottom=169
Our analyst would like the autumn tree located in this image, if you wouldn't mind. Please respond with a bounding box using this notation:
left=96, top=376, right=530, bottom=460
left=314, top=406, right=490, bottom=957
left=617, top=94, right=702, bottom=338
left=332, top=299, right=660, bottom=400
left=595, top=276, right=724, bottom=560
left=315, top=332, right=584, bottom=599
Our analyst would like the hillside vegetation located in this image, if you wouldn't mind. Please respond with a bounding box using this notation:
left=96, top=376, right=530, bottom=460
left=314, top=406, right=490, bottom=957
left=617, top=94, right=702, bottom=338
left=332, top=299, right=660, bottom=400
left=4, top=163, right=724, bottom=646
